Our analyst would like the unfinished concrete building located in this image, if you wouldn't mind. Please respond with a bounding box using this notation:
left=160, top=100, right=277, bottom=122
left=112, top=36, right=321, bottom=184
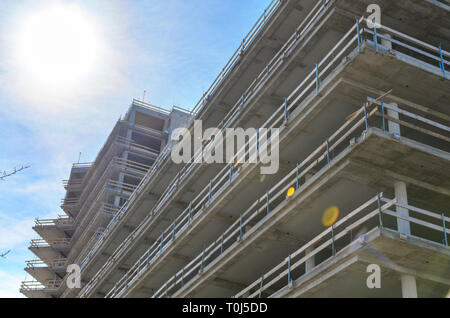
left=22, top=0, right=449, bottom=298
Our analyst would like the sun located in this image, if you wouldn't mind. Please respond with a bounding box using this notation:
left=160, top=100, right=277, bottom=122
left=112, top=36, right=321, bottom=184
left=17, top=4, right=100, bottom=90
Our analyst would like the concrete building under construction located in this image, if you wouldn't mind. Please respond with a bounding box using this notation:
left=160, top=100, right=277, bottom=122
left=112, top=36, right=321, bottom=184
left=22, top=0, right=450, bottom=298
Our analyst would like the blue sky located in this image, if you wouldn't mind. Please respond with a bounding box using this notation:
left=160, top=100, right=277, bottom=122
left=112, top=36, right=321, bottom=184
left=0, top=0, right=271, bottom=297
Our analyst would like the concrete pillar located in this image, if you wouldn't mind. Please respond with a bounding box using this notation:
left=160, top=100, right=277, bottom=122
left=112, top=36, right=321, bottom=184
left=388, top=102, right=410, bottom=234
left=401, top=275, right=418, bottom=298
left=395, top=181, right=411, bottom=235
left=387, top=103, right=401, bottom=136
left=305, top=246, right=315, bottom=272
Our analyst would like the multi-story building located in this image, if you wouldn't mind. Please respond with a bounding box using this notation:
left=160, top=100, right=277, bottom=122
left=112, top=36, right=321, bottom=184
left=22, top=0, right=449, bottom=298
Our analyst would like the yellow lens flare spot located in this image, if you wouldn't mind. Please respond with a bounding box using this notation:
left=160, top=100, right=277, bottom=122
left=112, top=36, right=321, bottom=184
left=259, top=175, right=266, bottom=183
left=287, top=187, right=295, bottom=197
left=322, top=206, right=339, bottom=227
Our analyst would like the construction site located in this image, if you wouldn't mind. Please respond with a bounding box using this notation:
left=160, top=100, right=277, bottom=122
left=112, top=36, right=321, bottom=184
left=21, top=0, right=450, bottom=298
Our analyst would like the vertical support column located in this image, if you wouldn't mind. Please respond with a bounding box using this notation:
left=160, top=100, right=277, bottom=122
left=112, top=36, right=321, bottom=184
left=390, top=103, right=408, bottom=235
left=305, top=246, right=315, bottom=273
left=387, top=103, right=401, bottom=137
left=395, top=181, right=411, bottom=235
left=401, top=275, right=418, bottom=298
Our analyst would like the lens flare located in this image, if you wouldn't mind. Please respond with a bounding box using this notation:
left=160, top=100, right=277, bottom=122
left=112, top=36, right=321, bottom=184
left=322, top=206, right=339, bottom=227
left=287, top=187, right=295, bottom=197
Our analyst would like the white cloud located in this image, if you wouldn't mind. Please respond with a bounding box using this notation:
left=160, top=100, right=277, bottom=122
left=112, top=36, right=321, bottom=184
left=0, top=269, right=25, bottom=298
left=0, top=213, right=36, bottom=250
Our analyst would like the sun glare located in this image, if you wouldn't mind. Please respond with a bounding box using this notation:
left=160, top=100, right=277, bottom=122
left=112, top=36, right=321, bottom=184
left=17, top=5, right=100, bottom=90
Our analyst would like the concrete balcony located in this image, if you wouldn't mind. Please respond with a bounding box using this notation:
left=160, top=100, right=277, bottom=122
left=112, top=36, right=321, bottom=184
left=20, top=280, right=63, bottom=298
left=25, top=259, right=67, bottom=285
left=232, top=195, right=450, bottom=298
left=33, top=217, right=75, bottom=242
left=60, top=197, right=81, bottom=215
left=29, top=238, right=71, bottom=262
left=63, top=178, right=83, bottom=190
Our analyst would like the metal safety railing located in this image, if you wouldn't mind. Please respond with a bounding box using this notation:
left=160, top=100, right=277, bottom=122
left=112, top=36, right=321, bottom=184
left=234, top=195, right=449, bottom=298
left=106, top=180, right=138, bottom=194
left=115, top=135, right=161, bottom=156
left=60, top=197, right=80, bottom=206
left=62, top=178, right=83, bottom=189
left=113, top=157, right=152, bottom=174
left=79, top=0, right=333, bottom=296
left=132, top=99, right=172, bottom=115
left=101, top=203, right=121, bottom=216
left=72, top=162, right=93, bottom=169
left=30, top=238, right=71, bottom=248
left=34, top=217, right=74, bottom=227
left=26, top=258, right=68, bottom=269
left=20, top=279, right=62, bottom=292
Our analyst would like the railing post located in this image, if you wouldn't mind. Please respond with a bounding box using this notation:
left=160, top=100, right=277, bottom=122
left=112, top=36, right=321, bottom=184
left=159, top=232, right=164, bottom=255
left=200, top=248, right=205, bottom=273
left=284, top=97, right=289, bottom=122
left=229, top=164, right=233, bottom=183
left=381, top=102, right=386, bottom=131
left=356, top=18, right=361, bottom=53
left=241, top=94, right=245, bottom=109
left=373, top=19, right=378, bottom=52
left=287, top=255, right=291, bottom=284
left=172, top=219, right=176, bottom=241
left=377, top=193, right=383, bottom=229
left=188, top=201, right=192, bottom=225
left=443, top=213, right=448, bottom=247
left=147, top=246, right=152, bottom=264
left=182, top=268, right=185, bottom=287
left=315, top=63, right=320, bottom=96
left=240, top=214, right=243, bottom=240
left=439, top=43, right=447, bottom=79
left=259, top=276, right=264, bottom=298
left=266, top=192, right=270, bottom=215
left=256, top=130, right=260, bottom=153
left=296, top=163, right=300, bottom=190
left=209, top=179, right=212, bottom=203
left=221, top=234, right=224, bottom=254
left=363, top=102, right=369, bottom=130
left=331, top=225, right=336, bottom=256
left=326, top=139, right=330, bottom=164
